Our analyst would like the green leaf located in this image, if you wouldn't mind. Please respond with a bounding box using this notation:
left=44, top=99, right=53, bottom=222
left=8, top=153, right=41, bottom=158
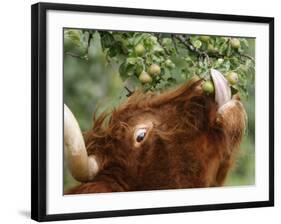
left=119, top=62, right=129, bottom=81
left=65, top=29, right=82, bottom=43
left=88, top=31, right=103, bottom=60
left=100, top=32, right=115, bottom=48
left=127, top=57, right=138, bottom=65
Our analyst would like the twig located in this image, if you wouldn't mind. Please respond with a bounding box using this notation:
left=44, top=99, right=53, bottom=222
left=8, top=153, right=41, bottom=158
left=241, top=53, right=255, bottom=61
left=175, top=35, right=193, bottom=51
left=155, top=33, right=161, bottom=41
left=175, top=35, right=209, bottom=62
left=124, top=86, right=134, bottom=97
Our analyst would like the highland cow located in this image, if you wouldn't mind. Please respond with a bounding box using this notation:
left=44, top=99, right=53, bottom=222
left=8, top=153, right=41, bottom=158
left=64, top=69, right=246, bottom=194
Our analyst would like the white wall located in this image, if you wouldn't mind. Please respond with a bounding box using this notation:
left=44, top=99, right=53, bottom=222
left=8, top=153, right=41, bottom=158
left=0, top=0, right=279, bottom=223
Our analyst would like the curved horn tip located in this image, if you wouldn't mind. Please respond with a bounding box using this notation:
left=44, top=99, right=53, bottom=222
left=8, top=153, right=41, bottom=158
left=210, top=69, right=231, bottom=107
left=64, top=104, right=99, bottom=182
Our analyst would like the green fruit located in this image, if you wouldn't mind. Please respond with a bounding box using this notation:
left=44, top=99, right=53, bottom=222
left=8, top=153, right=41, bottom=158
left=230, top=38, right=240, bottom=49
left=217, top=58, right=224, bottom=64
left=202, top=81, right=215, bottom=94
left=148, top=64, right=161, bottom=76
left=164, top=59, right=175, bottom=68
left=200, top=35, right=210, bottom=42
left=207, top=44, right=217, bottom=53
left=135, top=44, right=145, bottom=56
left=226, top=71, right=239, bottom=85
left=193, top=40, right=202, bottom=49
left=162, top=38, right=172, bottom=45
left=139, top=71, right=152, bottom=84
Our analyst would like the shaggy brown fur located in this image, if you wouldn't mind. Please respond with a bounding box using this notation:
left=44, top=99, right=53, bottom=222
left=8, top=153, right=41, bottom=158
left=67, top=80, right=246, bottom=194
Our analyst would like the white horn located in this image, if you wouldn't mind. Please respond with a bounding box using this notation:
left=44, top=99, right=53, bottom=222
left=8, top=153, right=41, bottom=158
left=210, top=68, right=231, bottom=108
left=64, top=104, right=99, bottom=182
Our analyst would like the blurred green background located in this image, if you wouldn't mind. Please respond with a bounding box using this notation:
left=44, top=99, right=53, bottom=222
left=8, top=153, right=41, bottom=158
left=63, top=29, right=255, bottom=192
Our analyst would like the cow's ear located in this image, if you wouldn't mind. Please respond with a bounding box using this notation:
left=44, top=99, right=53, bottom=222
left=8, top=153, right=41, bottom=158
left=163, top=79, right=217, bottom=131
left=179, top=93, right=217, bottom=130
left=179, top=77, right=218, bottom=116
left=216, top=99, right=247, bottom=148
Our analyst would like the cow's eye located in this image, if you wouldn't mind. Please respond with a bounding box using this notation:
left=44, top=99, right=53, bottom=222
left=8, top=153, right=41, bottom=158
left=135, top=128, right=147, bottom=143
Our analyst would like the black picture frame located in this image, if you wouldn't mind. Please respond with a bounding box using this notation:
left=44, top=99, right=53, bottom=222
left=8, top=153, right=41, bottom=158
left=31, top=2, right=274, bottom=222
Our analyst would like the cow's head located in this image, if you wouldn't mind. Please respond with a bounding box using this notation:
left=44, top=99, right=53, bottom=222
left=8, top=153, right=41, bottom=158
left=64, top=69, right=247, bottom=191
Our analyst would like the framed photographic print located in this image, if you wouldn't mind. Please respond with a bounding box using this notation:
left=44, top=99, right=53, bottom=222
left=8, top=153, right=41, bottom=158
left=31, top=2, right=274, bottom=222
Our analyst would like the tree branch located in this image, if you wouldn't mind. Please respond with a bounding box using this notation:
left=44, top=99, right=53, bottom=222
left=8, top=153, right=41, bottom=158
left=174, top=35, right=209, bottom=62
left=241, top=53, right=255, bottom=61
left=175, top=34, right=254, bottom=62
left=65, top=52, right=88, bottom=60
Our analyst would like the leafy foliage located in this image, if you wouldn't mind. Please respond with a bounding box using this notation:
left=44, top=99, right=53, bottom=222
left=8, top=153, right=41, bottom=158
left=64, top=29, right=255, bottom=97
